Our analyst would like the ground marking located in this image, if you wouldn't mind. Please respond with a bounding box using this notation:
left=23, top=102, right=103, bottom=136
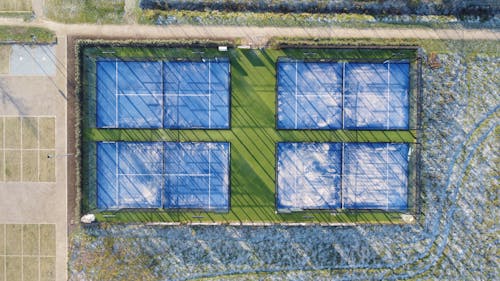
left=294, top=61, right=298, bottom=129
left=20, top=116, right=23, bottom=181
left=208, top=61, right=211, bottom=128
left=115, top=59, right=118, bottom=128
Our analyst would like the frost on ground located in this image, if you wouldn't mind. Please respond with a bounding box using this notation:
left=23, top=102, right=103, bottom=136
left=69, top=48, right=499, bottom=280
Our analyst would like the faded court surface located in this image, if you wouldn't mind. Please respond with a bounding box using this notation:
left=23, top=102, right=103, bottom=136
left=0, top=40, right=67, bottom=281
left=0, top=224, right=56, bottom=281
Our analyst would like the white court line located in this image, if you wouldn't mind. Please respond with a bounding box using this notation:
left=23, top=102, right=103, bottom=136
left=118, top=173, right=163, bottom=176
left=1, top=254, right=56, bottom=258
left=38, top=223, right=41, bottom=281
left=164, top=94, right=210, bottom=97
left=115, top=59, right=118, bottom=128
left=386, top=143, right=389, bottom=210
left=3, top=117, right=5, bottom=181
left=294, top=145, right=298, bottom=203
left=1, top=148, right=53, bottom=151
left=3, top=225, right=6, bottom=281
left=164, top=173, right=210, bottom=177
left=116, top=93, right=163, bottom=96
left=115, top=142, right=119, bottom=206
left=208, top=61, right=211, bottom=128
left=387, top=63, right=390, bottom=129
left=161, top=61, right=164, bottom=127
left=0, top=115, right=55, bottom=118
left=37, top=117, right=40, bottom=181
left=21, top=224, right=23, bottom=281
left=296, top=94, right=338, bottom=97
left=208, top=145, right=211, bottom=209
left=342, top=62, right=345, bottom=129
left=294, top=61, right=298, bottom=129
left=20, top=117, right=23, bottom=181
left=341, top=143, right=345, bottom=209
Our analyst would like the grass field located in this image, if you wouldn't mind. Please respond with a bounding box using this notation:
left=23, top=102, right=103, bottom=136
left=80, top=45, right=419, bottom=224
left=0, top=26, right=56, bottom=44
left=44, top=0, right=125, bottom=24
left=0, top=116, right=56, bottom=182
left=0, top=0, right=31, bottom=11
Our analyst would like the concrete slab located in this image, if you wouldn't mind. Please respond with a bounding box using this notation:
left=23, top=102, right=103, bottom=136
left=10, top=45, right=56, bottom=76
left=0, top=37, right=67, bottom=281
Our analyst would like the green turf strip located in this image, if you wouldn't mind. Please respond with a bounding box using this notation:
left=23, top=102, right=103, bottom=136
left=82, top=46, right=417, bottom=224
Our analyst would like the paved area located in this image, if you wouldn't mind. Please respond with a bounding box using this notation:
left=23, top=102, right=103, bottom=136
left=0, top=224, right=56, bottom=281
left=0, top=37, right=67, bottom=281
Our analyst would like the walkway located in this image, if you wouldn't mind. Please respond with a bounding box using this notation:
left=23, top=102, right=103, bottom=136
left=0, top=18, right=498, bottom=44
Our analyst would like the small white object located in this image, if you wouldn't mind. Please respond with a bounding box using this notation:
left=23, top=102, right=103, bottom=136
left=218, top=46, right=228, bottom=52
left=81, top=214, right=96, bottom=224
left=401, top=214, right=415, bottom=223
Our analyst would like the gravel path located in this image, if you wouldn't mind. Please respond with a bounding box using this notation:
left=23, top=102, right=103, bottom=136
left=0, top=18, right=498, bottom=45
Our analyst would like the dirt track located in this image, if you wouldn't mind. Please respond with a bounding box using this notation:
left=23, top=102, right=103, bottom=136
left=0, top=18, right=498, bottom=46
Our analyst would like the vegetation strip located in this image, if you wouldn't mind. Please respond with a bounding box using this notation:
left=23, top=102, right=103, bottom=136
left=0, top=26, right=56, bottom=44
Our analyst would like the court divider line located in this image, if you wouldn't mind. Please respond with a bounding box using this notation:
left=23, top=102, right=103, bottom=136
left=20, top=116, right=23, bottom=181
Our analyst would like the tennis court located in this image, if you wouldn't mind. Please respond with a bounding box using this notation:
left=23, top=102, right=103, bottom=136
left=344, top=62, right=409, bottom=129
left=164, top=142, right=230, bottom=210
left=96, top=59, right=230, bottom=129
left=276, top=143, right=342, bottom=210
left=276, top=142, right=409, bottom=211
left=96, top=141, right=230, bottom=211
left=276, top=60, right=409, bottom=130
left=97, top=142, right=163, bottom=209
left=277, top=61, right=343, bottom=129
left=164, top=60, right=230, bottom=129
left=342, top=143, right=409, bottom=210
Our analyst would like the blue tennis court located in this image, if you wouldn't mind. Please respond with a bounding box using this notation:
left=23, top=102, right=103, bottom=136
left=164, top=142, right=230, bottom=210
left=96, top=59, right=230, bottom=129
left=97, top=60, right=163, bottom=128
left=276, top=142, right=409, bottom=211
left=277, top=61, right=343, bottom=129
left=164, top=60, right=230, bottom=129
left=96, top=141, right=230, bottom=211
left=276, top=60, right=409, bottom=130
left=276, top=143, right=342, bottom=210
left=344, top=62, right=409, bottom=129
left=97, top=142, right=163, bottom=209
left=342, top=143, right=409, bottom=210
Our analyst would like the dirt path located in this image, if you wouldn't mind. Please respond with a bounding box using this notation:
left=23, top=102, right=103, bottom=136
left=0, top=18, right=498, bottom=45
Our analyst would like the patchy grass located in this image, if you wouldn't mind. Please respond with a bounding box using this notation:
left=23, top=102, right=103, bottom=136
left=5, top=151, right=21, bottom=181
left=4, top=117, right=21, bottom=149
left=81, top=44, right=419, bottom=224
left=40, top=224, right=56, bottom=256
left=44, top=0, right=125, bottom=24
left=0, top=45, right=10, bottom=74
left=0, top=26, right=56, bottom=43
left=0, top=0, right=31, bottom=11
left=22, top=150, right=38, bottom=181
left=22, top=224, right=40, bottom=255
left=40, top=257, right=56, bottom=281
left=22, top=117, right=38, bottom=149
left=5, top=224, right=22, bottom=255
left=39, top=150, right=56, bottom=182
left=39, top=117, right=55, bottom=149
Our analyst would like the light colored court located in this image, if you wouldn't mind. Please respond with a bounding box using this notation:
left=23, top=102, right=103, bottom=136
left=0, top=116, right=55, bottom=182
left=0, top=224, right=56, bottom=281
left=0, top=39, right=67, bottom=281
